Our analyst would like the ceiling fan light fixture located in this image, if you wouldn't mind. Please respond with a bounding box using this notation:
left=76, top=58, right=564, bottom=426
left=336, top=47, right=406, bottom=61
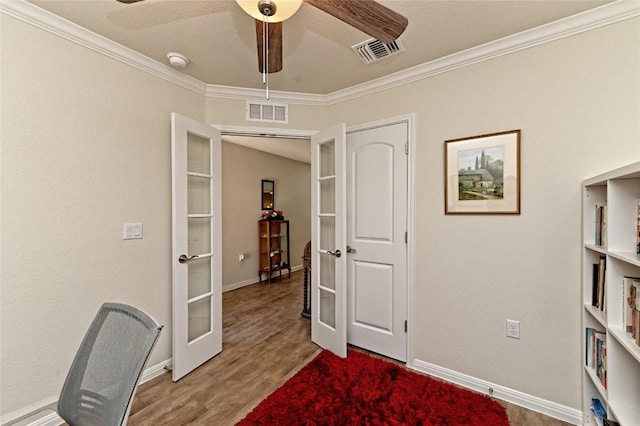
left=235, top=0, right=302, bottom=22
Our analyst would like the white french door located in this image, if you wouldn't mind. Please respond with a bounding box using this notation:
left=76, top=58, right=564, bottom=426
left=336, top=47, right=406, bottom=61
left=171, top=112, right=222, bottom=381
left=310, top=124, right=347, bottom=358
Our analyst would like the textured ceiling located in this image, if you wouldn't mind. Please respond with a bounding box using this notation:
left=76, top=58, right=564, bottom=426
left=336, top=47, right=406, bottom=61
left=27, top=0, right=612, bottom=95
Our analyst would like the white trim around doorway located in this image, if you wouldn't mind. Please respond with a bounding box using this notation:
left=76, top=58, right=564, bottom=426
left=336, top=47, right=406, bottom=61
left=214, top=116, right=415, bottom=366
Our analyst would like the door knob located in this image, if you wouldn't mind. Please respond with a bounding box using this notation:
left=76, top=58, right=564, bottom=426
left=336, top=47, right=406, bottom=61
left=178, top=254, right=199, bottom=264
left=346, top=245, right=356, bottom=253
left=327, top=249, right=342, bottom=258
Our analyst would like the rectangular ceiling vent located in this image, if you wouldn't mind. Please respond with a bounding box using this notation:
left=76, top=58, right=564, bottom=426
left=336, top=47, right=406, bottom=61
left=352, top=38, right=405, bottom=64
left=246, top=101, right=288, bottom=124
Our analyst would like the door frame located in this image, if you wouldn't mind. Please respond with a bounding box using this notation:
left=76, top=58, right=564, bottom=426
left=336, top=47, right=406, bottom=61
left=215, top=117, right=415, bottom=367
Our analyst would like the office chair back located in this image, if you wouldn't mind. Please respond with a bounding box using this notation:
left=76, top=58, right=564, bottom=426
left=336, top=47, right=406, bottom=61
left=57, top=303, right=163, bottom=426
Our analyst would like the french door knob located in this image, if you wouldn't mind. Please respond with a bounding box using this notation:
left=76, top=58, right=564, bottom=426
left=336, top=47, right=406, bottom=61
left=178, top=254, right=199, bottom=264
left=327, top=249, right=342, bottom=258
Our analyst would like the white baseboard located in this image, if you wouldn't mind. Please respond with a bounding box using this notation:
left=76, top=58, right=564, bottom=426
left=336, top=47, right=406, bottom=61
left=0, top=358, right=173, bottom=426
left=411, top=358, right=583, bottom=425
left=15, top=413, right=61, bottom=426
left=140, top=358, right=172, bottom=384
left=0, top=396, right=59, bottom=426
left=223, top=264, right=303, bottom=292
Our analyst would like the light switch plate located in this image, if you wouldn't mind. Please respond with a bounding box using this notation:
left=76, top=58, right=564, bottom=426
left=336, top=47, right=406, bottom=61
left=123, top=223, right=143, bottom=240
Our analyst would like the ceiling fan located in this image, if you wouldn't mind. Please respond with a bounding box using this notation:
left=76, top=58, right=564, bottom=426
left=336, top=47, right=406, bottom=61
left=116, top=0, right=408, bottom=74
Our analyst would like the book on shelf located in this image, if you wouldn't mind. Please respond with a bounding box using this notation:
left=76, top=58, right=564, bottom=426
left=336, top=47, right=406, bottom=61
left=585, top=328, right=607, bottom=387
left=624, top=276, right=640, bottom=346
left=602, top=205, right=607, bottom=247
left=601, top=340, right=607, bottom=389
left=623, top=276, right=639, bottom=334
left=597, top=337, right=607, bottom=388
left=592, top=264, right=599, bottom=307
left=595, top=205, right=607, bottom=246
left=596, top=205, right=601, bottom=246
left=637, top=198, right=640, bottom=254
left=636, top=307, right=640, bottom=346
left=591, top=257, right=606, bottom=311
left=586, top=327, right=595, bottom=367
left=636, top=283, right=640, bottom=346
left=590, top=398, right=607, bottom=426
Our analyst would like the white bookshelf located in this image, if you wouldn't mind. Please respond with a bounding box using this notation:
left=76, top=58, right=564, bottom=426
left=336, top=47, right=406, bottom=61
left=582, top=161, right=640, bottom=426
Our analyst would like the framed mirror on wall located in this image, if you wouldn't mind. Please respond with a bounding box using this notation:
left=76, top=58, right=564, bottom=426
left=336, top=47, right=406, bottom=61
left=262, top=179, right=274, bottom=210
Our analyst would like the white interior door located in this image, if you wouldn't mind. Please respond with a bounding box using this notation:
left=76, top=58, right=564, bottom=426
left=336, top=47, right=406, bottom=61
left=311, top=124, right=347, bottom=358
left=171, top=112, right=222, bottom=381
left=346, top=121, right=408, bottom=362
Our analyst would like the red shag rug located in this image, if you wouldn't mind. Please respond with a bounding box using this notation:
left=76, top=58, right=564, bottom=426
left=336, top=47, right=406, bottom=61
left=237, top=349, right=509, bottom=425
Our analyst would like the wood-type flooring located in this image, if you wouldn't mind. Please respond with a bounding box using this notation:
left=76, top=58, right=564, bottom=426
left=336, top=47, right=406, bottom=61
left=128, top=270, right=573, bottom=426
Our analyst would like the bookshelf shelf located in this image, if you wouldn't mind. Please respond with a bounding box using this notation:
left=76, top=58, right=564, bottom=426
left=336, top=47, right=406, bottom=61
left=607, top=251, right=640, bottom=268
left=608, top=327, right=640, bottom=363
left=584, top=304, right=607, bottom=328
left=582, top=161, right=640, bottom=426
left=584, top=364, right=607, bottom=400
left=608, top=406, right=640, bottom=426
left=585, top=244, right=608, bottom=255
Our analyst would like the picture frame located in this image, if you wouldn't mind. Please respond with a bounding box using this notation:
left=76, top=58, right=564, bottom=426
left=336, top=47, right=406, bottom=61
left=444, top=129, right=521, bottom=214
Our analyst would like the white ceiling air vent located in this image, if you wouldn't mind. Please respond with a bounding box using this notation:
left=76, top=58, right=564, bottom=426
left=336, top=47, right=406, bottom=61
left=246, top=101, right=288, bottom=124
left=352, top=38, right=405, bottom=64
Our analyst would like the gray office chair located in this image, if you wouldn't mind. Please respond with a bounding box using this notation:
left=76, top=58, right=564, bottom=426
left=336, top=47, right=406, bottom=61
left=4, top=303, right=163, bottom=426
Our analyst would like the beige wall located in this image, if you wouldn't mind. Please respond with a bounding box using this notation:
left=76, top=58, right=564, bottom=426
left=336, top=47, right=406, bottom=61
left=1, top=5, right=639, bottom=421
left=0, top=14, right=203, bottom=412
left=221, top=141, right=310, bottom=290
left=327, top=17, right=640, bottom=409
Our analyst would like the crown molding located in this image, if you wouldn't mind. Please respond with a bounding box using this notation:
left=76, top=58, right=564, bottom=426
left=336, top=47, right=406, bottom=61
left=204, top=84, right=326, bottom=105
left=2, top=0, right=638, bottom=106
left=322, top=0, right=640, bottom=106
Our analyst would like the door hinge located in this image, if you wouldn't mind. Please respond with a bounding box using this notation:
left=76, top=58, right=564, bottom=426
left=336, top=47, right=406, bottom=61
left=405, top=141, right=409, bottom=155
left=405, top=231, right=408, bottom=244
left=404, top=320, right=408, bottom=333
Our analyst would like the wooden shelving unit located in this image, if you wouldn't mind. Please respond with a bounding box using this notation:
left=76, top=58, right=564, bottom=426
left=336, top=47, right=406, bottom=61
left=258, top=219, right=291, bottom=283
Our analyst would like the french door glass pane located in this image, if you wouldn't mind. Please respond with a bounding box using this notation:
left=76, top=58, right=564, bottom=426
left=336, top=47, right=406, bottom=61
left=320, top=178, right=335, bottom=214
left=188, top=257, right=211, bottom=299
left=319, top=253, right=335, bottom=291
left=188, top=217, right=211, bottom=254
left=188, top=175, right=211, bottom=215
left=187, top=133, right=210, bottom=175
left=319, top=141, right=335, bottom=177
left=188, top=297, right=211, bottom=342
left=319, top=216, right=335, bottom=252
left=319, top=289, right=336, bottom=328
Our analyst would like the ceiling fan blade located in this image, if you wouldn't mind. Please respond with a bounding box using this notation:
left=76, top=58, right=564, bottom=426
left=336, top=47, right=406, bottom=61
left=255, top=20, right=283, bottom=74
left=304, top=0, right=407, bottom=44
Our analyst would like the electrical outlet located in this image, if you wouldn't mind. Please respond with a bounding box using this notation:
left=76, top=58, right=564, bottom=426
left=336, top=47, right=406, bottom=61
left=506, top=320, right=520, bottom=339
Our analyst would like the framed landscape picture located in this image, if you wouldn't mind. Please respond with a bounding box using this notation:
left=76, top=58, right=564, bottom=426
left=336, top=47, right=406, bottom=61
left=444, top=130, right=521, bottom=214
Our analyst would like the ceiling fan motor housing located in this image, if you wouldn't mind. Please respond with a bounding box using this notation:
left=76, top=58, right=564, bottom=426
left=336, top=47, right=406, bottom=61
left=258, top=0, right=276, bottom=17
